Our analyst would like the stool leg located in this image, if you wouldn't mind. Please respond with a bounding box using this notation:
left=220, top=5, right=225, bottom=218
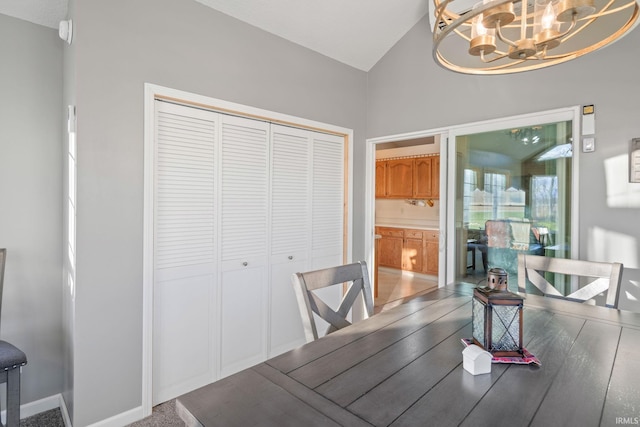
left=6, top=368, right=20, bottom=427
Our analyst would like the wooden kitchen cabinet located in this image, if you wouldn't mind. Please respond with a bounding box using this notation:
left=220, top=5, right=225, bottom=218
left=424, top=230, right=439, bottom=275
left=386, top=159, right=413, bottom=198
left=413, top=156, right=439, bottom=199
left=377, top=227, right=403, bottom=269
left=376, top=156, right=439, bottom=199
left=403, top=229, right=424, bottom=272
left=376, top=227, right=438, bottom=276
left=375, top=161, right=387, bottom=198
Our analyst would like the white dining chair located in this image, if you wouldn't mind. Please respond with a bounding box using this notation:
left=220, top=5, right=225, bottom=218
left=517, top=253, right=623, bottom=308
left=292, top=261, right=374, bottom=343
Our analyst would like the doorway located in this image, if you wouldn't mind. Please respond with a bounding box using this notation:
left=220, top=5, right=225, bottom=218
left=371, top=135, right=444, bottom=311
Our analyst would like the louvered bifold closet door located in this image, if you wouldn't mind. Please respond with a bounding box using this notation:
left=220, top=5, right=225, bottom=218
left=311, top=132, right=345, bottom=269
left=268, top=125, right=310, bottom=356
left=152, top=101, right=217, bottom=405
left=219, top=114, right=270, bottom=377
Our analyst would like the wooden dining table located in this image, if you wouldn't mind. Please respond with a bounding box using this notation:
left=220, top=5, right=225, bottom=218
left=176, top=283, right=640, bottom=427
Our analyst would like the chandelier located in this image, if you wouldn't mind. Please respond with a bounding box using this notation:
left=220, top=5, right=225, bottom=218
left=432, top=0, right=640, bottom=74
left=508, top=126, right=543, bottom=144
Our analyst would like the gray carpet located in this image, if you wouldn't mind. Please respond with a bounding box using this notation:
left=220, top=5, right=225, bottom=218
left=127, top=399, right=184, bottom=426
left=20, top=408, right=65, bottom=427
left=19, top=399, right=183, bottom=427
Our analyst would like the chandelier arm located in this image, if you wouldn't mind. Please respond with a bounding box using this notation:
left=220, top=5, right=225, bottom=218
left=495, top=22, right=519, bottom=48
left=453, top=28, right=472, bottom=42
left=480, top=50, right=510, bottom=63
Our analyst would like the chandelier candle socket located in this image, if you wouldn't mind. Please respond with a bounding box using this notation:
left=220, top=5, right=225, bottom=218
left=472, top=268, right=524, bottom=357
left=432, top=0, right=640, bottom=73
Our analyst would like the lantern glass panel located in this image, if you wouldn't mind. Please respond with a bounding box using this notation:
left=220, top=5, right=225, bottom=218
left=472, top=297, right=485, bottom=344
left=491, top=305, right=520, bottom=352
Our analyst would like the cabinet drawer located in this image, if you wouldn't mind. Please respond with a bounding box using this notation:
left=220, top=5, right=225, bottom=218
left=404, top=230, right=423, bottom=239
left=425, top=231, right=439, bottom=241
left=378, top=228, right=404, bottom=238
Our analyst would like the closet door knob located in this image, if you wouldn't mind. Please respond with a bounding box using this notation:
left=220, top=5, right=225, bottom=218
left=242, top=262, right=248, bottom=267
left=288, top=256, right=293, bottom=260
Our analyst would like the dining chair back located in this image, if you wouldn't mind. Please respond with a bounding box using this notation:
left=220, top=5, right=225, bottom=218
left=0, top=249, right=27, bottom=427
left=517, top=253, right=623, bottom=308
left=292, top=261, right=374, bottom=343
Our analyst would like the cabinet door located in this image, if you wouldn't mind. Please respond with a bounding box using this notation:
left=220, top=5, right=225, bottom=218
left=375, top=161, right=387, bottom=198
left=431, top=156, right=440, bottom=199
left=378, top=228, right=403, bottom=269
left=413, top=157, right=434, bottom=198
left=386, top=159, right=413, bottom=198
left=219, top=114, right=270, bottom=377
left=269, top=125, right=310, bottom=356
left=403, top=230, right=424, bottom=272
left=425, top=231, right=439, bottom=275
left=404, top=238, right=424, bottom=272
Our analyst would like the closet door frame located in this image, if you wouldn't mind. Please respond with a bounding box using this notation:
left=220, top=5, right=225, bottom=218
left=142, top=83, right=353, bottom=416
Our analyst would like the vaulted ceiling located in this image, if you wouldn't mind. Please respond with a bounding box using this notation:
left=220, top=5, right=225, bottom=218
left=0, top=0, right=430, bottom=71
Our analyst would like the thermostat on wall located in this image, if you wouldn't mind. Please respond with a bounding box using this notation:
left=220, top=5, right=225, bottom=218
left=631, top=138, right=640, bottom=183
left=582, top=137, right=595, bottom=153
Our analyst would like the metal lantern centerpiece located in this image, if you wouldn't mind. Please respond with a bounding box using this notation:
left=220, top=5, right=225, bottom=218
left=472, top=268, right=524, bottom=357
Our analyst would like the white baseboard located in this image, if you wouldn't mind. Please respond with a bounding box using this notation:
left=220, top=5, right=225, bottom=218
left=0, top=393, right=145, bottom=427
left=59, top=394, right=72, bottom=427
left=1, top=393, right=62, bottom=425
left=85, top=405, right=145, bottom=427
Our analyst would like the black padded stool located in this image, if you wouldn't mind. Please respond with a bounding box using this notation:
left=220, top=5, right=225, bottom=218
left=0, top=249, right=27, bottom=427
left=0, top=341, right=27, bottom=427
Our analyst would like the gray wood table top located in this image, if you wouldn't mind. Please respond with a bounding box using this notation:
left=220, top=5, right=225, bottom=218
left=176, top=283, right=640, bottom=427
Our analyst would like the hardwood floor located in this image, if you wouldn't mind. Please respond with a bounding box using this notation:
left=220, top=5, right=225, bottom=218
left=374, top=267, right=438, bottom=313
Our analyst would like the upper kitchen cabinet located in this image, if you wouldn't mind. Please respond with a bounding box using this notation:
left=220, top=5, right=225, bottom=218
left=386, top=159, right=414, bottom=198
left=375, top=161, right=387, bottom=198
left=376, top=155, right=439, bottom=199
left=414, top=156, right=439, bottom=199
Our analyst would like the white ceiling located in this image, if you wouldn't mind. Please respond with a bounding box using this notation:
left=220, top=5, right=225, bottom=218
left=0, top=0, right=430, bottom=71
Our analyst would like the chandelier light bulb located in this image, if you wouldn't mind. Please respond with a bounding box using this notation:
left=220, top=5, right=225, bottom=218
left=541, top=2, right=557, bottom=29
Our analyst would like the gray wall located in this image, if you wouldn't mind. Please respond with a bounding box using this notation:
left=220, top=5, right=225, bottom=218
left=0, top=14, right=64, bottom=404
left=61, top=0, right=77, bottom=420
left=71, top=0, right=367, bottom=424
left=368, top=16, right=640, bottom=311
left=7, top=2, right=639, bottom=424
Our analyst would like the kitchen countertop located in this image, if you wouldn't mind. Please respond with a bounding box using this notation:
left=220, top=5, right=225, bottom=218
left=376, top=224, right=440, bottom=231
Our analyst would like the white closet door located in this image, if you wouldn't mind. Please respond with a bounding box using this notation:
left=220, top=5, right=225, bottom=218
left=153, top=101, right=217, bottom=404
left=311, top=132, right=345, bottom=269
left=219, top=114, right=270, bottom=377
left=268, top=125, right=310, bottom=356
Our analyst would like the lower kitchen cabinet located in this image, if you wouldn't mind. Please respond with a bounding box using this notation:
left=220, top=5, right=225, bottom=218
left=378, top=227, right=403, bottom=269
left=424, top=230, right=439, bottom=275
left=376, top=227, right=439, bottom=276
left=403, top=229, right=424, bottom=272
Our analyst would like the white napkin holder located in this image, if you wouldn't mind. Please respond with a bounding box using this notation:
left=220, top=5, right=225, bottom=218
left=462, top=344, right=492, bottom=375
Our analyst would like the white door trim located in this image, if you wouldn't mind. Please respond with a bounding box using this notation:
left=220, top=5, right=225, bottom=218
left=142, top=83, right=354, bottom=415
left=365, top=128, right=450, bottom=289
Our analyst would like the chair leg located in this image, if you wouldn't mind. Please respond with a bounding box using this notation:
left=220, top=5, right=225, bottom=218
left=6, top=368, right=20, bottom=427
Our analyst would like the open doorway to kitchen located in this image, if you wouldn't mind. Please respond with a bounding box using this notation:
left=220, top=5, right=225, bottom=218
left=373, top=135, right=442, bottom=312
